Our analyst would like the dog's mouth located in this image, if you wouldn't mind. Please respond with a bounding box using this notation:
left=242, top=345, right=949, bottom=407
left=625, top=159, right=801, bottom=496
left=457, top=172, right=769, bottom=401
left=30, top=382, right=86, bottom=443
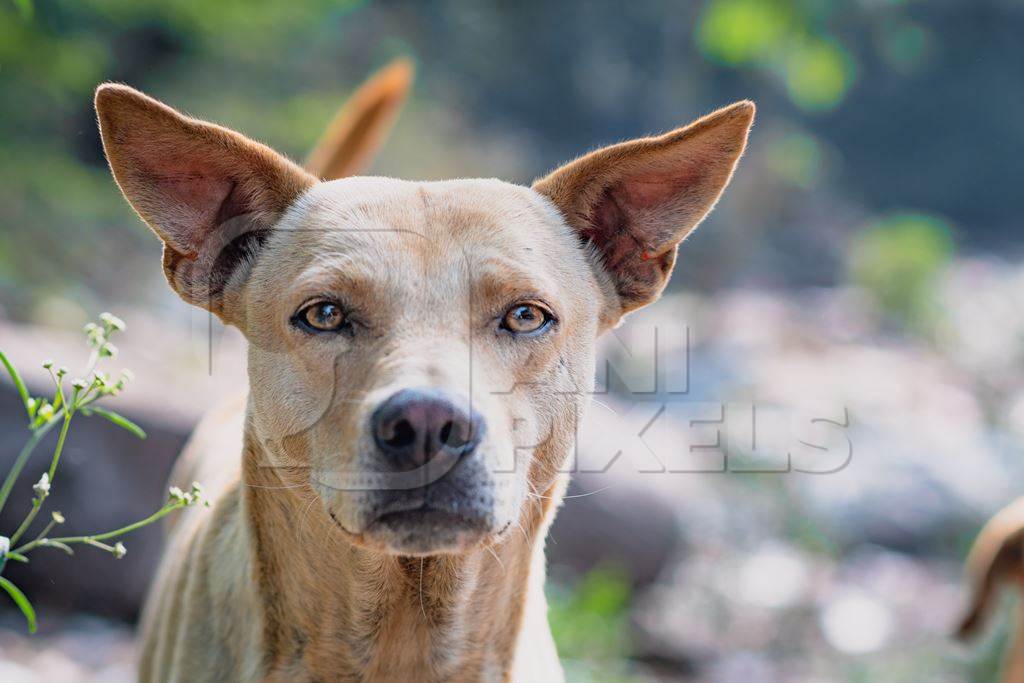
left=370, top=507, right=492, bottom=555
left=332, top=492, right=497, bottom=556
left=375, top=505, right=487, bottom=531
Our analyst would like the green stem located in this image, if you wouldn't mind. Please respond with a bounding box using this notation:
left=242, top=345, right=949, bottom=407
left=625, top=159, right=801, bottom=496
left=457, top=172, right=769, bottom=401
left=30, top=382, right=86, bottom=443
left=46, top=404, right=75, bottom=484
left=8, top=498, right=42, bottom=546
left=24, top=517, right=59, bottom=547
left=7, top=406, right=74, bottom=545
left=83, top=538, right=114, bottom=553
left=15, top=501, right=182, bottom=555
left=0, top=415, right=62, bottom=516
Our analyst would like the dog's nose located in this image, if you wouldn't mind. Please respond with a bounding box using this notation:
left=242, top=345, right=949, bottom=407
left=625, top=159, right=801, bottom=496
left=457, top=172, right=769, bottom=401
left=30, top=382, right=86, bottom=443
left=371, top=389, right=484, bottom=470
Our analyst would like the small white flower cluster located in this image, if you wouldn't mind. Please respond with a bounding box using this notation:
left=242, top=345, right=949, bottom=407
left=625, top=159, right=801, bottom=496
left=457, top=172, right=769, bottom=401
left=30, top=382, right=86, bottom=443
left=84, top=311, right=125, bottom=359
left=168, top=482, right=210, bottom=508
left=27, top=317, right=136, bottom=431
left=88, top=369, right=134, bottom=398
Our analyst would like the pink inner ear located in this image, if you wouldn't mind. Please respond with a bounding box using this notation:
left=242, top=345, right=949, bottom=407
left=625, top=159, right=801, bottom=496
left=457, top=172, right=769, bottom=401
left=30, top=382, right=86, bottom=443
left=588, top=163, right=704, bottom=269
left=617, top=164, right=702, bottom=208
left=153, top=176, right=234, bottom=257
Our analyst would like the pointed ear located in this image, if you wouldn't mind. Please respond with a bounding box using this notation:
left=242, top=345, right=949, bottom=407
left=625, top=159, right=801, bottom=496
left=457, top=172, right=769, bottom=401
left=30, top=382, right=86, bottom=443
left=95, top=83, right=316, bottom=318
left=305, top=57, right=415, bottom=180
left=533, top=101, right=754, bottom=320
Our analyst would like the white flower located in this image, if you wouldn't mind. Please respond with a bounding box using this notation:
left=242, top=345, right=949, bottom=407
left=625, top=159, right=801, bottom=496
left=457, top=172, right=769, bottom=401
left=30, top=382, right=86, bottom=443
left=100, top=312, right=126, bottom=332
left=33, top=472, right=50, bottom=499
left=112, top=542, right=127, bottom=559
left=0, top=536, right=9, bottom=556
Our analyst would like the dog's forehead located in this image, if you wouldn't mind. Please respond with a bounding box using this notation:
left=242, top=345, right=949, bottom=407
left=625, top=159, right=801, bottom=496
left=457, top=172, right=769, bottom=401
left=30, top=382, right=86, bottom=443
left=256, top=176, right=587, bottom=290
left=252, top=176, right=599, bottom=315
left=272, top=176, right=574, bottom=256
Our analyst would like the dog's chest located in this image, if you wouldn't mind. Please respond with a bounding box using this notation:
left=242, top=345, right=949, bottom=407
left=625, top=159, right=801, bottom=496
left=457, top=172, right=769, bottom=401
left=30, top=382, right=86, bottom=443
left=287, top=591, right=477, bottom=682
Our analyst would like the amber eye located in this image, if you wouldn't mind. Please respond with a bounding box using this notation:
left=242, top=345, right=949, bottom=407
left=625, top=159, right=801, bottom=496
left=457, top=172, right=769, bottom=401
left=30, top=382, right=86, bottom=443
left=501, top=303, right=554, bottom=335
left=294, top=300, right=348, bottom=333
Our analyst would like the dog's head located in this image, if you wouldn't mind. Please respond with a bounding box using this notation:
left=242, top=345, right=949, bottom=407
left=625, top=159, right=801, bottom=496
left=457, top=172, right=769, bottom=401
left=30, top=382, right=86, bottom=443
left=96, top=84, right=753, bottom=555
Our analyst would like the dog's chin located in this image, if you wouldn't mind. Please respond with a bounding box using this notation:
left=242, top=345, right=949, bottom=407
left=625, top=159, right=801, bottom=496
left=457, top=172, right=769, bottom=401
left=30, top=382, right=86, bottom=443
left=367, top=508, right=494, bottom=556
left=331, top=507, right=499, bottom=556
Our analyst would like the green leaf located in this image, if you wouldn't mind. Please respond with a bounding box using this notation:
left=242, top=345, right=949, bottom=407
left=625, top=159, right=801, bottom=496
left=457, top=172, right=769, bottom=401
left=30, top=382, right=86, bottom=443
left=0, top=350, right=32, bottom=416
left=83, top=406, right=146, bottom=439
left=4, top=551, right=29, bottom=562
left=0, top=576, right=37, bottom=633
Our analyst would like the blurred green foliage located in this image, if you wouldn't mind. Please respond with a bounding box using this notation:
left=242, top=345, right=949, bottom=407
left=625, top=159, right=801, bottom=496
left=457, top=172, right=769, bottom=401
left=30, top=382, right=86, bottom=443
left=548, top=568, right=636, bottom=683
left=764, top=131, right=823, bottom=189
left=847, top=213, right=954, bottom=331
left=697, top=0, right=856, bottom=111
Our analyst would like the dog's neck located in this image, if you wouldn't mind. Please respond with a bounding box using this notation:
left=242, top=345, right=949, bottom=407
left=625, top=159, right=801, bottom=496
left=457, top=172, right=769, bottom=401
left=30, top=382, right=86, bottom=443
left=240, top=433, right=561, bottom=681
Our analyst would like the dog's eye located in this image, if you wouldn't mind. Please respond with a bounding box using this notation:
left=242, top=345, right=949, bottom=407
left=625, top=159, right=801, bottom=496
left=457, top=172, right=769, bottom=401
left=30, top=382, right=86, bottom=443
left=293, top=301, right=348, bottom=333
left=501, top=303, right=554, bottom=336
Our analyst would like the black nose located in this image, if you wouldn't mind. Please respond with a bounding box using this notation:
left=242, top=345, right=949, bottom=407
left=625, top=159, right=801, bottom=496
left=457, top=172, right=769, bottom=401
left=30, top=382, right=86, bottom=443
left=371, top=389, right=485, bottom=470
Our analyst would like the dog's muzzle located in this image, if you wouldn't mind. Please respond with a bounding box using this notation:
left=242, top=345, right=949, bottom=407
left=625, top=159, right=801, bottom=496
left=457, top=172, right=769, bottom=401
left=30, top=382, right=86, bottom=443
left=361, top=388, right=494, bottom=553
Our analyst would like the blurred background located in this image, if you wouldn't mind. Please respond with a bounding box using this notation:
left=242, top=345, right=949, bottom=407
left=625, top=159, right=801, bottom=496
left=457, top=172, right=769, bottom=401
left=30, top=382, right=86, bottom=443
left=2, top=0, right=1023, bottom=681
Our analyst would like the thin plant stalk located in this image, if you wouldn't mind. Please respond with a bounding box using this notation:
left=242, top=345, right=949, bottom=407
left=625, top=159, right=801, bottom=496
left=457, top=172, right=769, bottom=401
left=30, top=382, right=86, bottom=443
left=0, top=415, right=62, bottom=516
left=14, top=500, right=187, bottom=555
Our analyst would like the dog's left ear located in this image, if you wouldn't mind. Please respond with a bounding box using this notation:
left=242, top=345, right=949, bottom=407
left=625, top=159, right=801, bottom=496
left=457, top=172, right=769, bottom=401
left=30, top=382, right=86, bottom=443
left=533, top=101, right=754, bottom=323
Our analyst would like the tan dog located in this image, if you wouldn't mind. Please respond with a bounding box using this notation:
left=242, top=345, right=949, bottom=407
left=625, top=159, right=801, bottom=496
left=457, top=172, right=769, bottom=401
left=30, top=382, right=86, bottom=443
left=94, top=73, right=754, bottom=681
left=958, top=498, right=1024, bottom=681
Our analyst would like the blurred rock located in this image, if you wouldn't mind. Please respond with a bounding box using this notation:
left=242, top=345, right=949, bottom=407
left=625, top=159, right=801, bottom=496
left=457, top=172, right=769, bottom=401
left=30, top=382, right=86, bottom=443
left=548, top=475, right=684, bottom=590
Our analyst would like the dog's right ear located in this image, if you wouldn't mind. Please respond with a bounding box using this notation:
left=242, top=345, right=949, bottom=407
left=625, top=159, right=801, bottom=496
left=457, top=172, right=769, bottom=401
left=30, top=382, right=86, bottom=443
left=95, top=83, right=316, bottom=319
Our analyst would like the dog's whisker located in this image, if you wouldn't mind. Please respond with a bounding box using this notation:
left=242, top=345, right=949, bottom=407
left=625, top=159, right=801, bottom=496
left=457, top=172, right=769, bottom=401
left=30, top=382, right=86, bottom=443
left=514, top=518, right=530, bottom=544
left=589, top=398, right=620, bottom=416
left=484, top=545, right=505, bottom=574
left=419, top=558, right=427, bottom=622
left=526, top=485, right=612, bottom=501
left=243, top=482, right=306, bottom=490
left=296, top=496, right=319, bottom=539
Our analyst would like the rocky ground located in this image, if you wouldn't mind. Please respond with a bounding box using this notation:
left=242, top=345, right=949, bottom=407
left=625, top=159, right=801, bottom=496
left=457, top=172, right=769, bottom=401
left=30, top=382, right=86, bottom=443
left=2, top=256, right=1023, bottom=681
left=0, top=613, right=134, bottom=682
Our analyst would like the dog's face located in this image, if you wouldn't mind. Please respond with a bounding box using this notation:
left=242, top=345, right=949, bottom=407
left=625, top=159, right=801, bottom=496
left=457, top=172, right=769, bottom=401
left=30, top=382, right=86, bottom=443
left=242, top=178, right=603, bottom=553
left=96, top=84, right=753, bottom=555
